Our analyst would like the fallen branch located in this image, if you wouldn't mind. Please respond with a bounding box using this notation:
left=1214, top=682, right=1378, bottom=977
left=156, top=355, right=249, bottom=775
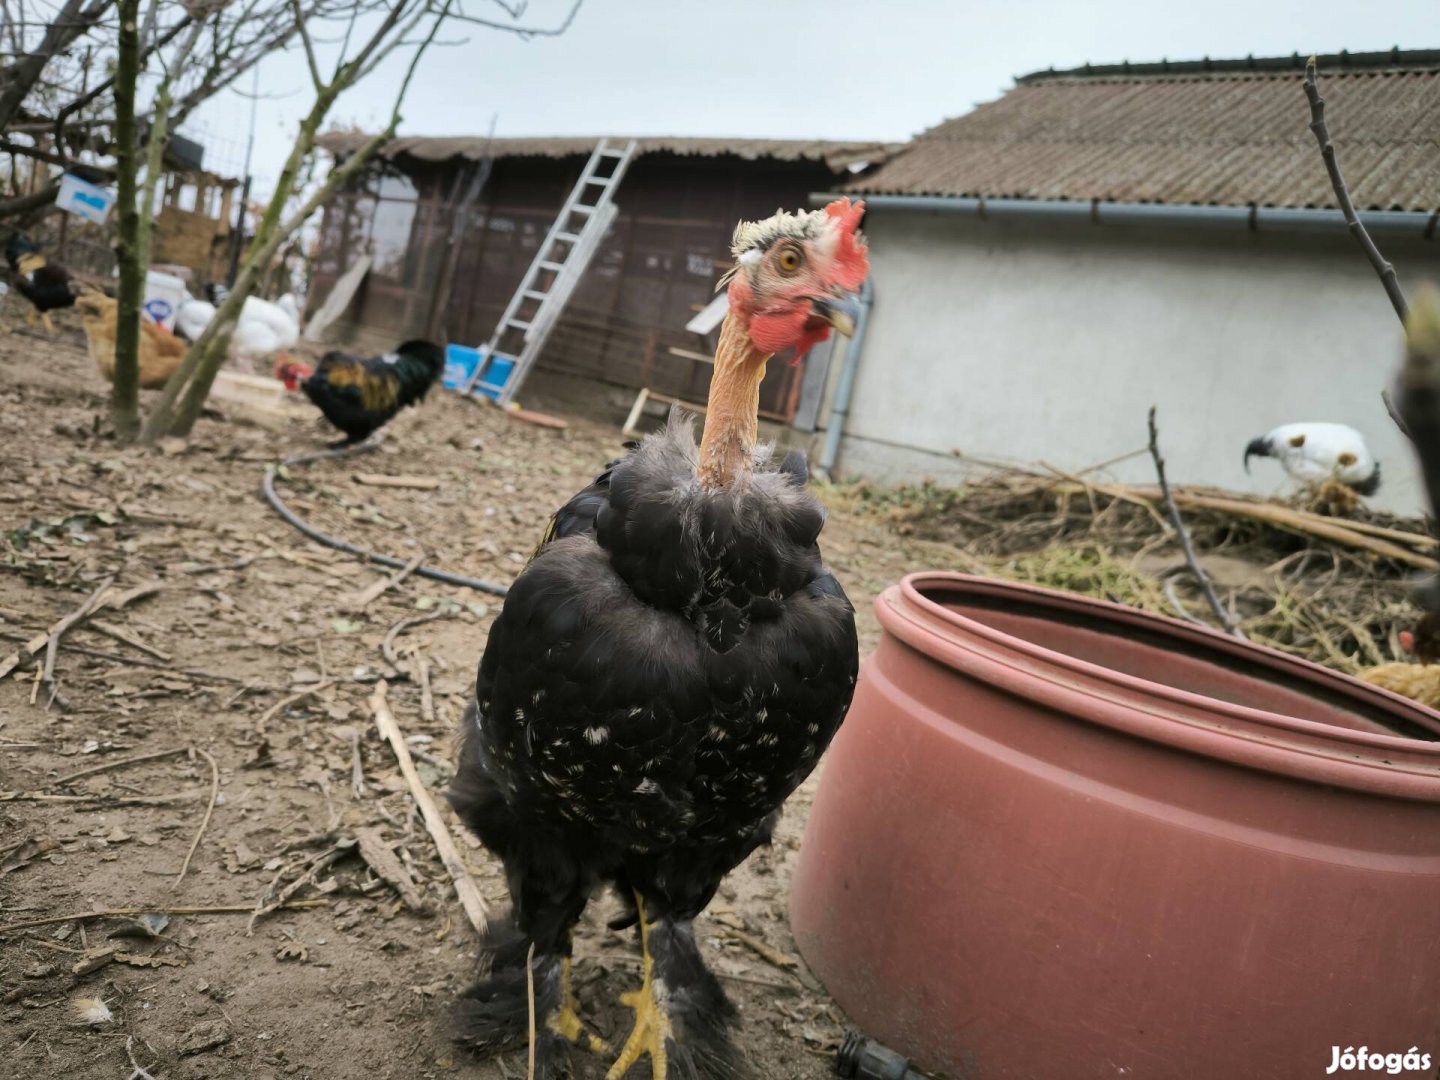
left=0, top=576, right=115, bottom=683
left=344, top=551, right=425, bottom=609
left=369, top=680, right=487, bottom=932
left=175, top=748, right=220, bottom=888
left=1147, top=408, right=1245, bottom=638
left=0, top=899, right=328, bottom=935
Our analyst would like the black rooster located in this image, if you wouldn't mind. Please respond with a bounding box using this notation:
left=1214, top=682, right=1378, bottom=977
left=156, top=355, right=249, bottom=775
left=277, top=339, right=445, bottom=445
left=5, top=235, right=79, bottom=334
left=451, top=199, right=869, bottom=1079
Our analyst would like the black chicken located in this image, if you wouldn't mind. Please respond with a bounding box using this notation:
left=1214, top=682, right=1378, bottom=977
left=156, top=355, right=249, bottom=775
left=451, top=199, right=870, bottom=1079
left=6, top=235, right=79, bottom=334
left=277, top=339, right=445, bottom=445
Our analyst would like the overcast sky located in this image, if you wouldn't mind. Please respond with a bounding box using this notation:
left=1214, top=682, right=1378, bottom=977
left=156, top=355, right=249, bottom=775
left=187, top=0, right=1439, bottom=197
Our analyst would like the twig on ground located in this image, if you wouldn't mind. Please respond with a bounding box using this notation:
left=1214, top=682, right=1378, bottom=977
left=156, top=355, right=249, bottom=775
left=0, top=790, right=205, bottom=806
left=0, top=631, right=258, bottom=683
left=353, top=473, right=441, bottom=491
left=0, top=575, right=114, bottom=683
left=247, top=840, right=354, bottom=934
left=354, top=827, right=429, bottom=912
left=382, top=610, right=453, bottom=675
left=1147, top=408, right=1245, bottom=639
left=414, top=648, right=436, bottom=726
left=722, top=927, right=800, bottom=970
left=223, top=680, right=263, bottom=709
left=369, top=680, right=488, bottom=932
left=181, top=554, right=261, bottom=575
left=0, top=900, right=328, bottom=934
left=125, top=1035, right=157, bottom=1080
left=86, top=619, right=171, bottom=660
left=256, top=680, right=336, bottom=735
left=175, top=748, right=220, bottom=888
left=49, top=747, right=188, bottom=787
left=345, top=551, right=425, bottom=609
left=350, top=728, right=366, bottom=799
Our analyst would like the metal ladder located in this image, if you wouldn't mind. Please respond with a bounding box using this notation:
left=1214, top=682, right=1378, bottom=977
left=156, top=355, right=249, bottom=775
left=463, top=138, right=637, bottom=405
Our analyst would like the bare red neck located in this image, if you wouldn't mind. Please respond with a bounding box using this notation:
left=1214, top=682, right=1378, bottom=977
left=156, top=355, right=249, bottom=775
left=697, top=313, right=771, bottom=489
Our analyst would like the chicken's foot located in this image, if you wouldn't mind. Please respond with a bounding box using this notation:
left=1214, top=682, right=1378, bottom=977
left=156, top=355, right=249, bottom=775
left=547, top=955, right=610, bottom=1054
left=605, top=894, right=671, bottom=1080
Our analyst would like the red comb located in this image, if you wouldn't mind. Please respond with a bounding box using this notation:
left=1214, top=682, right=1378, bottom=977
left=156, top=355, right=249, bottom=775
left=823, top=197, right=868, bottom=291
left=1401, top=630, right=1416, bottom=653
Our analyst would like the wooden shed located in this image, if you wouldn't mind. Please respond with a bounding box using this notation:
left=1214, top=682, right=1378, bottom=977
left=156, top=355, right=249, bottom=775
left=310, top=134, right=892, bottom=419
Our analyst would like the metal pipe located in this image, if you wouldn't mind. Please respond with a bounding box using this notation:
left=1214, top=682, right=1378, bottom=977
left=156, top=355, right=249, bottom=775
left=811, top=192, right=1439, bottom=238
left=818, top=275, right=874, bottom=479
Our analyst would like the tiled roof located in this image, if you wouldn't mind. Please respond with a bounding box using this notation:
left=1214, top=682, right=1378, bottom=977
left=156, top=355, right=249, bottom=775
left=847, top=50, right=1440, bottom=211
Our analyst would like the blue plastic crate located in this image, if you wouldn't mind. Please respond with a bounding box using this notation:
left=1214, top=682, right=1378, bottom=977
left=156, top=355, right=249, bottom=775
left=443, top=343, right=514, bottom=399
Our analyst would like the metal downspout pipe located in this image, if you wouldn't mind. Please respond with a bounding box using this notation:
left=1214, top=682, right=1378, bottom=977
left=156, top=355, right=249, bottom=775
left=818, top=275, right=874, bottom=480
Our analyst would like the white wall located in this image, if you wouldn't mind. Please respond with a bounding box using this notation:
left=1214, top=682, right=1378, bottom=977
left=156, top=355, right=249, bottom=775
left=834, top=210, right=1440, bottom=515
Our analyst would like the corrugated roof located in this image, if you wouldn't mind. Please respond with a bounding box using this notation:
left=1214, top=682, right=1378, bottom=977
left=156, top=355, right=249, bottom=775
left=847, top=51, right=1440, bottom=211
left=315, top=133, right=898, bottom=173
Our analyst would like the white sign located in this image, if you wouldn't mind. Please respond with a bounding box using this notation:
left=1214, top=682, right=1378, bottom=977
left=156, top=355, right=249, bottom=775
left=55, top=172, right=115, bottom=224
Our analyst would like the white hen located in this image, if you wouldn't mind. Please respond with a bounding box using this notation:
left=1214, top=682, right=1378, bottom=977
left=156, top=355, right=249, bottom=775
left=1244, top=422, right=1380, bottom=495
left=172, top=292, right=302, bottom=364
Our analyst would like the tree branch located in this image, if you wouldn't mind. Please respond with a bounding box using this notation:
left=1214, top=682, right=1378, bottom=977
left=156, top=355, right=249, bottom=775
left=1303, top=57, right=1408, bottom=323
left=448, top=0, right=580, bottom=38
left=290, top=0, right=325, bottom=89
left=1147, top=406, right=1245, bottom=639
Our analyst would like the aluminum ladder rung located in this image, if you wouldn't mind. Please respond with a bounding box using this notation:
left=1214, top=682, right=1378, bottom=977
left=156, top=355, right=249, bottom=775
left=462, top=137, right=636, bottom=402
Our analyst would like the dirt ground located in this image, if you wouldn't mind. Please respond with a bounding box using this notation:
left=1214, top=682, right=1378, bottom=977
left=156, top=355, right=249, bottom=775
left=0, top=325, right=977, bottom=1080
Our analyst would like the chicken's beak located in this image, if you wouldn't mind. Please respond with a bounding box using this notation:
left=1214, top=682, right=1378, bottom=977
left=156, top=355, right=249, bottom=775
left=809, top=291, right=862, bottom=338
left=1243, top=436, right=1271, bottom=474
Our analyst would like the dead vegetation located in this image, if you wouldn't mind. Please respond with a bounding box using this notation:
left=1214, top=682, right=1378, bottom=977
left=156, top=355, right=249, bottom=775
left=831, top=466, right=1431, bottom=676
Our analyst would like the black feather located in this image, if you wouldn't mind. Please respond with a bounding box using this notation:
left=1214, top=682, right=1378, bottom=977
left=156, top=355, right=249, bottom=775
left=450, top=413, right=857, bottom=1074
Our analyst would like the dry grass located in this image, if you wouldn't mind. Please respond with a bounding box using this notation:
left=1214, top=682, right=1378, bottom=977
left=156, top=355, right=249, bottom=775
left=826, top=471, right=1430, bottom=676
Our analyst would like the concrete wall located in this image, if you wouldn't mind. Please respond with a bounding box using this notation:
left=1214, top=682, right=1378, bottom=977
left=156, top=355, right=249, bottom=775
left=833, top=210, right=1440, bottom=515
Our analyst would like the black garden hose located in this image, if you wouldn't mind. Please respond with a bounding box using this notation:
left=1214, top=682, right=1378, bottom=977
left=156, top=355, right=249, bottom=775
left=260, top=436, right=511, bottom=598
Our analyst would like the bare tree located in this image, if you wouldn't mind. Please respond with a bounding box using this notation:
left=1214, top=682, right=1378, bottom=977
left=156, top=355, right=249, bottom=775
left=110, top=0, right=143, bottom=439
left=0, top=0, right=113, bottom=133
left=141, top=0, right=585, bottom=440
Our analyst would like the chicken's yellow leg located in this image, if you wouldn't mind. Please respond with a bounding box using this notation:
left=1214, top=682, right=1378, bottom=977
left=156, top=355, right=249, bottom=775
left=42, top=312, right=55, bottom=335
left=605, top=895, right=671, bottom=1080
left=546, top=952, right=610, bottom=1053
left=23, top=306, right=36, bottom=328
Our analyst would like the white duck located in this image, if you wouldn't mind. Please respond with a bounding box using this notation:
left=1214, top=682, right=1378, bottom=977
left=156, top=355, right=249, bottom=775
left=1244, top=422, right=1380, bottom=495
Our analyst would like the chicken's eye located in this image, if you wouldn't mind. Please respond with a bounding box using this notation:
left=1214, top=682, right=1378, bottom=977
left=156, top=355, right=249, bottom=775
left=776, top=247, right=803, bottom=274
